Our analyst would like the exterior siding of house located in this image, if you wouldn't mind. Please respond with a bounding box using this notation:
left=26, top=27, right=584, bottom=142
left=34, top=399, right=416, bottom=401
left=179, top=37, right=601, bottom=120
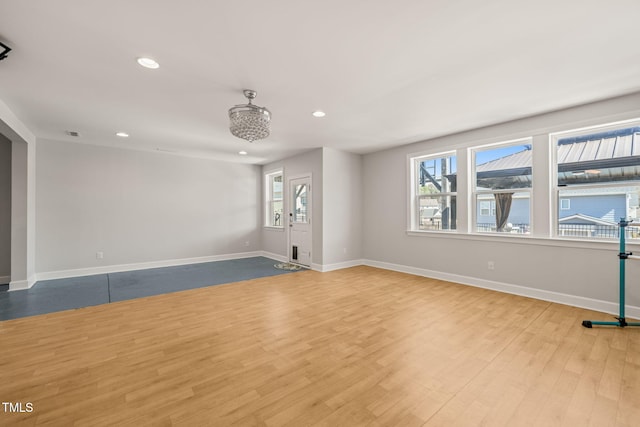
left=475, top=193, right=627, bottom=235
left=476, top=197, right=530, bottom=230
left=558, top=193, right=627, bottom=222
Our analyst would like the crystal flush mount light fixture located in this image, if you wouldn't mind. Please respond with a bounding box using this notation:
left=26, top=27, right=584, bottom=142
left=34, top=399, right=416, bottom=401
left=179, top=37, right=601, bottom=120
left=229, top=90, right=271, bottom=142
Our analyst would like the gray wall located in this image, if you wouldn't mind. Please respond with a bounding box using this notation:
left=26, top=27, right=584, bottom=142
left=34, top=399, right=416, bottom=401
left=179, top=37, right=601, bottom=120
left=0, top=134, right=11, bottom=281
left=363, top=92, right=640, bottom=307
left=11, top=139, right=29, bottom=284
left=322, top=147, right=363, bottom=265
left=0, top=99, right=36, bottom=289
left=261, top=149, right=323, bottom=265
left=36, top=139, right=261, bottom=273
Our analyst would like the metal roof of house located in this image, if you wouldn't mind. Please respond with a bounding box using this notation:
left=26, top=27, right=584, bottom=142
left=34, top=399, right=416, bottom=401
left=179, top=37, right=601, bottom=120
left=557, top=126, right=640, bottom=163
left=471, top=127, right=640, bottom=189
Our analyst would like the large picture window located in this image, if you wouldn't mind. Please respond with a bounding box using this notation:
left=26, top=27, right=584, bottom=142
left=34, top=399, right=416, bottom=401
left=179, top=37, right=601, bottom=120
left=265, top=170, right=283, bottom=228
left=407, top=118, right=640, bottom=243
left=473, top=140, right=532, bottom=234
left=412, top=153, right=457, bottom=231
left=554, top=124, right=640, bottom=239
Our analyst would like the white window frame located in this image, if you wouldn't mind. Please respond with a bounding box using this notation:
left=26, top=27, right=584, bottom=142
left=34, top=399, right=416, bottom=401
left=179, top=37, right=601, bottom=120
left=551, top=118, right=640, bottom=240
left=560, top=198, right=570, bottom=210
left=408, top=151, right=457, bottom=232
left=264, top=169, right=284, bottom=229
left=471, top=138, right=533, bottom=235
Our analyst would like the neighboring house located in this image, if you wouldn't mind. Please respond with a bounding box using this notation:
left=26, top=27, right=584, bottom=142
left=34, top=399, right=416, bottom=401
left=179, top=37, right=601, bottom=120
left=476, top=195, right=530, bottom=231
left=557, top=190, right=635, bottom=237
left=419, top=198, right=441, bottom=226
left=558, top=192, right=627, bottom=222
left=557, top=214, right=619, bottom=238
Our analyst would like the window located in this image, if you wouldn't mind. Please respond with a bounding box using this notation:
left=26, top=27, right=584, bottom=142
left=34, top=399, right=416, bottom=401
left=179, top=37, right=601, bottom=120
left=479, top=200, right=496, bottom=216
left=292, top=182, right=308, bottom=223
left=411, top=152, right=457, bottom=231
left=554, top=123, right=640, bottom=240
left=265, top=170, right=283, bottom=228
left=407, top=116, right=640, bottom=242
left=473, top=140, right=532, bottom=234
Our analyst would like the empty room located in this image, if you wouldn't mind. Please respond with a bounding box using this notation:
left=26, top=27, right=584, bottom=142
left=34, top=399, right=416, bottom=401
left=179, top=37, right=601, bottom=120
left=1, top=1, right=640, bottom=426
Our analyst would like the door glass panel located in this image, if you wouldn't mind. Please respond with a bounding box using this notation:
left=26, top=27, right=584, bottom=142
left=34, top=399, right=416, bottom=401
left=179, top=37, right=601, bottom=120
left=293, top=183, right=308, bottom=223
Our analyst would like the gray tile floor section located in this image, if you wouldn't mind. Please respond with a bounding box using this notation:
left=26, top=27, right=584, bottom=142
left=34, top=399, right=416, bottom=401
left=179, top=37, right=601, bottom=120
left=0, top=257, right=299, bottom=321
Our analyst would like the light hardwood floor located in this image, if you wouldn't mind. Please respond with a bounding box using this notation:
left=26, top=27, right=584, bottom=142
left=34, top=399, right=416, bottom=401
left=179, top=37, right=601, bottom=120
left=1, top=266, right=639, bottom=426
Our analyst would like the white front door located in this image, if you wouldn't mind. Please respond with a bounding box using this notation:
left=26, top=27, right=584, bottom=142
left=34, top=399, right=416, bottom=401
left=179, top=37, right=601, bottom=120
left=288, top=176, right=311, bottom=266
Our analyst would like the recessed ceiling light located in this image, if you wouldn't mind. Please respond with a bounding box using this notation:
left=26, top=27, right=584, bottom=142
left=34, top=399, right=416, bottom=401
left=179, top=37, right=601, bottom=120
left=312, top=111, right=326, bottom=118
left=116, top=132, right=129, bottom=138
left=238, top=151, right=248, bottom=155
left=137, top=57, right=159, bottom=69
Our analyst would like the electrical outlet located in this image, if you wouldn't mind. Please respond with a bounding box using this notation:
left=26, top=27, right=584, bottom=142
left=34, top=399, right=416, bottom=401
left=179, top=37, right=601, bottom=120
left=244, top=241, right=250, bottom=247
left=96, top=251, right=104, bottom=260
left=488, top=261, right=495, bottom=270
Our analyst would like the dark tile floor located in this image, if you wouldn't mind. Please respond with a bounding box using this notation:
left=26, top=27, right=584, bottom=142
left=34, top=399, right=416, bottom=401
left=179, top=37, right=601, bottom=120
left=0, top=257, right=299, bottom=321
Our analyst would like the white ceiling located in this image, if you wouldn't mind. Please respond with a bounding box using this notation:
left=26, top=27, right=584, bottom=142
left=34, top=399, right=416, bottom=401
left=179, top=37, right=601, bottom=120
left=1, top=0, right=640, bottom=165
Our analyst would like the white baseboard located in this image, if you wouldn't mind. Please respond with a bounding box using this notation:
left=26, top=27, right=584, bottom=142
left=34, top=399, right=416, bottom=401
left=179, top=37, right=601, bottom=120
left=9, top=280, right=29, bottom=291
left=36, top=251, right=264, bottom=282
left=363, top=259, right=640, bottom=320
left=260, top=251, right=288, bottom=263
left=316, top=259, right=365, bottom=272
left=9, top=275, right=36, bottom=291
left=27, top=252, right=640, bottom=320
left=0, top=275, right=10, bottom=284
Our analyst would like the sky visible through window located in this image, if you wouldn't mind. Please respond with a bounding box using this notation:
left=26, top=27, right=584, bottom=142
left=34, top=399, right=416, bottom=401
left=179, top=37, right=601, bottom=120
left=476, top=144, right=530, bottom=166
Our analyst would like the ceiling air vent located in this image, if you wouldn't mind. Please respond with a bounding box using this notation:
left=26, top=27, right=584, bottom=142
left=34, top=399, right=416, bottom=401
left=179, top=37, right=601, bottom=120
left=65, top=130, right=80, bottom=137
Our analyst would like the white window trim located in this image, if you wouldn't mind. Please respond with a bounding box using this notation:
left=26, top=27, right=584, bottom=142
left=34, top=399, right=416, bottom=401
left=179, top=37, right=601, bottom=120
left=551, top=118, right=640, bottom=240
left=470, top=138, right=533, bottom=236
left=407, top=150, right=457, bottom=232
left=405, top=116, right=640, bottom=244
left=264, top=168, right=284, bottom=229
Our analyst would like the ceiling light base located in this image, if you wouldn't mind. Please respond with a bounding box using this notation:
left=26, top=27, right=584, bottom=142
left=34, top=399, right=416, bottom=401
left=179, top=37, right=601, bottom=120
left=243, top=90, right=257, bottom=101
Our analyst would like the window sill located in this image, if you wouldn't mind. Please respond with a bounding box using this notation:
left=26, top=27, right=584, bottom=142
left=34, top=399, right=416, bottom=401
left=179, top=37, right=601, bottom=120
left=406, top=230, right=626, bottom=250
left=264, top=226, right=285, bottom=232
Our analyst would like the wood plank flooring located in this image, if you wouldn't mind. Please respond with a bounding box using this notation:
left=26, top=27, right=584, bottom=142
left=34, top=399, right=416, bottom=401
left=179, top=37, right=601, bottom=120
left=1, top=266, right=639, bottom=426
